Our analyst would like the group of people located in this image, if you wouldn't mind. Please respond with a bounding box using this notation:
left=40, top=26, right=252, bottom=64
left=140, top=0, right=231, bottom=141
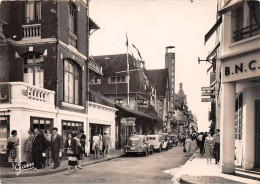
left=92, top=132, right=111, bottom=159
left=196, top=129, right=220, bottom=164
left=6, top=128, right=87, bottom=173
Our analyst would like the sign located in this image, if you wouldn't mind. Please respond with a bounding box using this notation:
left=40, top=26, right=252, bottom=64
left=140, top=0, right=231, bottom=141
left=201, top=98, right=214, bottom=102
left=137, top=99, right=148, bottom=108
left=126, top=117, right=136, bottom=126
left=201, top=92, right=215, bottom=96
left=222, top=51, right=260, bottom=83
left=0, top=84, right=10, bottom=103
left=120, top=118, right=127, bottom=125
left=201, top=87, right=214, bottom=91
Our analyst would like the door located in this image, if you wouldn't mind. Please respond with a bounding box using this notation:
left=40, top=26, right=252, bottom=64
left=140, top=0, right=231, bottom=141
left=0, top=116, right=10, bottom=167
left=255, top=100, right=260, bottom=168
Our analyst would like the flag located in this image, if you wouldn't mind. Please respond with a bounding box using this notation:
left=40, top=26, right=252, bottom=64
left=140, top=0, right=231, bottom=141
left=125, top=33, right=128, bottom=47
left=132, top=44, right=142, bottom=60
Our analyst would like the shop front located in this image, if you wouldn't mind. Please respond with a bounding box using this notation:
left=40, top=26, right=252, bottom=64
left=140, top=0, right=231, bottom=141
left=220, top=49, right=260, bottom=173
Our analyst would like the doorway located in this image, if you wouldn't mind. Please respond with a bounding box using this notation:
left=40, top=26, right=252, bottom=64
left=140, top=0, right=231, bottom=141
left=255, top=100, right=260, bottom=168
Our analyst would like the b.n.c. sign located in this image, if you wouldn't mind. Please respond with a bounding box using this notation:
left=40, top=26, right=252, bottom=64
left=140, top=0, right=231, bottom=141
left=0, top=84, right=10, bottom=104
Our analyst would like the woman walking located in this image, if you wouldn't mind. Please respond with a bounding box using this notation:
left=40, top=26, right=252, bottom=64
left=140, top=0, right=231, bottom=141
left=204, top=132, right=215, bottom=164
left=98, top=133, right=103, bottom=156
left=79, top=130, right=86, bottom=159
left=92, top=133, right=100, bottom=158
left=72, top=132, right=82, bottom=169
left=44, top=129, right=52, bottom=166
left=7, top=130, right=19, bottom=170
left=185, top=135, right=192, bottom=155
left=63, top=133, right=78, bottom=175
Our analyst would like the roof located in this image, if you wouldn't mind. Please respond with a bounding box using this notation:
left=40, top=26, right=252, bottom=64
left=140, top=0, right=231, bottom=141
left=145, top=69, right=168, bottom=97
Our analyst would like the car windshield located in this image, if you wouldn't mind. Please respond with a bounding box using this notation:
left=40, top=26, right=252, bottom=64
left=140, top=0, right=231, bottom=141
left=127, top=138, right=142, bottom=146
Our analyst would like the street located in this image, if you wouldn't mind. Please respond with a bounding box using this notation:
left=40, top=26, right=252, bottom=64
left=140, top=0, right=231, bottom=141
left=2, top=142, right=196, bottom=184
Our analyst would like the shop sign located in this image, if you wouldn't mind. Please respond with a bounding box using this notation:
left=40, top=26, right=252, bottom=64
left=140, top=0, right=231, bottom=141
left=120, top=118, right=127, bottom=125
left=201, top=98, right=214, bottom=102
left=222, top=53, right=260, bottom=83
left=201, top=92, right=214, bottom=96
left=126, top=117, right=136, bottom=126
left=201, top=87, right=214, bottom=91
left=137, top=99, right=148, bottom=108
left=0, top=84, right=10, bottom=103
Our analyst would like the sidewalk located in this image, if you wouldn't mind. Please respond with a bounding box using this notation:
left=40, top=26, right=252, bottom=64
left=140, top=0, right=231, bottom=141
left=174, top=150, right=260, bottom=184
left=0, top=150, right=124, bottom=179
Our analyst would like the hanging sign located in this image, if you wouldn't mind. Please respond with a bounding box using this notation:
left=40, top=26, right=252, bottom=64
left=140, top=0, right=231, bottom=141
left=201, top=98, right=214, bottom=102
left=120, top=118, right=127, bottom=125
left=126, top=117, right=136, bottom=126
left=137, top=99, right=148, bottom=108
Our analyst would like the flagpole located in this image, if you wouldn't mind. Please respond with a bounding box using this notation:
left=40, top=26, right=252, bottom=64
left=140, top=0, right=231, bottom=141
left=127, top=39, right=130, bottom=106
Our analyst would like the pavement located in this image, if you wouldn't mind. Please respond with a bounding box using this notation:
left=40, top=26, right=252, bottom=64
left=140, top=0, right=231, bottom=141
left=0, top=150, right=124, bottom=179
left=173, top=150, right=260, bottom=184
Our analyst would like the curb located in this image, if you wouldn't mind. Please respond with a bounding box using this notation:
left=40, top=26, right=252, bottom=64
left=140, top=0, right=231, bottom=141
left=0, top=154, right=124, bottom=179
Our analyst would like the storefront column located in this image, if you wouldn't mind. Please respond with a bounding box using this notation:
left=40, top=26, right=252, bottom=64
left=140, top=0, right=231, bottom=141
left=220, top=82, right=236, bottom=174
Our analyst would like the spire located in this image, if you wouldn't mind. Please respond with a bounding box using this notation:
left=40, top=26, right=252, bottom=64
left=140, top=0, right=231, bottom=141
left=178, top=83, right=185, bottom=97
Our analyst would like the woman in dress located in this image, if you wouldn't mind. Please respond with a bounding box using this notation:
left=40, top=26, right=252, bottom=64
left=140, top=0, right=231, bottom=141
left=204, top=132, right=215, bottom=163
left=44, top=129, right=52, bottom=166
left=7, top=130, right=19, bottom=170
left=63, top=132, right=77, bottom=175
left=92, top=133, right=100, bottom=158
left=185, top=135, right=192, bottom=155
left=79, top=130, right=86, bottom=159
left=98, top=133, right=103, bottom=156
left=72, top=132, right=82, bottom=169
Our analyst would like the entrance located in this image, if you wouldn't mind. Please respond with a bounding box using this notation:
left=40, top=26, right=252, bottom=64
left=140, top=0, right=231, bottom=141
left=0, top=115, right=10, bottom=167
left=255, top=100, right=260, bottom=168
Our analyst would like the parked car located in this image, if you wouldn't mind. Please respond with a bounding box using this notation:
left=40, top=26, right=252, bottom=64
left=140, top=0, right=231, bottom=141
left=147, top=134, right=167, bottom=152
left=157, top=133, right=170, bottom=150
left=124, top=135, right=154, bottom=156
left=168, top=134, right=178, bottom=147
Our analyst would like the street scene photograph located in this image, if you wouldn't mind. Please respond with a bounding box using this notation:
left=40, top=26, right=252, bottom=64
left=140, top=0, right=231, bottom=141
left=0, top=0, right=260, bottom=184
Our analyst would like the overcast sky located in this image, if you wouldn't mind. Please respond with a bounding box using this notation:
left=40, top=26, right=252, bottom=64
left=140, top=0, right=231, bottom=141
left=89, top=0, right=218, bottom=132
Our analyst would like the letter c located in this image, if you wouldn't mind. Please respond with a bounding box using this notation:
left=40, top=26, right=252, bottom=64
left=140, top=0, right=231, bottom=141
left=249, top=60, right=256, bottom=70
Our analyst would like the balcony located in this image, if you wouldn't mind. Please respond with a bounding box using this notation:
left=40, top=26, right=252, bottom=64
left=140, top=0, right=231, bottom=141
left=22, top=24, right=41, bottom=39
left=68, top=30, right=77, bottom=48
left=88, top=57, right=103, bottom=76
left=0, top=82, right=55, bottom=110
left=233, top=24, right=260, bottom=42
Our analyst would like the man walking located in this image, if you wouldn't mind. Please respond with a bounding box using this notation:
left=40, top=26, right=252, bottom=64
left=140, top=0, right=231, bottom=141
left=213, top=129, right=220, bottom=164
left=51, top=127, right=62, bottom=169
left=32, top=128, right=46, bottom=171
left=197, top=132, right=203, bottom=153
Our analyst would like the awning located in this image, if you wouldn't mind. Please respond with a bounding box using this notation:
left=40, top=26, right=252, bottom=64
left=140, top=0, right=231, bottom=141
left=89, top=17, right=100, bottom=34
left=218, top=0, right=245, bottom=15
left=206, top=42, right=220, bottom=60
left=115, top=104, right=155, bottom=120
left=205, top=16, right=222, bottom=44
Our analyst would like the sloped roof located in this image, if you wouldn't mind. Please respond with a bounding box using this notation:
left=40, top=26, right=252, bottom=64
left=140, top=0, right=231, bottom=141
left=145, top=69, right=168, bottom=97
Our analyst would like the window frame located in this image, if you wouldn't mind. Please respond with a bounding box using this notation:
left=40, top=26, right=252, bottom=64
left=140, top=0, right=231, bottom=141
left=25, top=0, right=41, bottom=24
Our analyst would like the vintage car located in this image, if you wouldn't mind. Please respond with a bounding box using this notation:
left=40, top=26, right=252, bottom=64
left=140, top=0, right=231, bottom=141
left=168, top=134, right=178, bottom=147
left=124, top=135, right=154, bottom=156
left=147, top=134, right=167, bottom=152
left=157, top=133, right=171, bottom=150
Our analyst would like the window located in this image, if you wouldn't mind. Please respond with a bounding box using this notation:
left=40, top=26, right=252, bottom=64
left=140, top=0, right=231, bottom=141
left=25, top=0, right=41, bottom=24
left=159, top=109, right=163, bottom=118
left=109, top=76, right=126, bottom=84
left=235, top=93, right=243, bottom=140
left=233, top=2, right=260, bottom=42
left=23, top=52, right=44, bottom=88
left=90, top=78, right=101, bottom=84
left=0, top=116, right=9, bottom=154
left=30, top=117, right=53, bottom=133
left=69, top=2, right=77, bottom=34
left=64, top=59, right=80, bottom=105
left=115, top=99, right=123, bottom=104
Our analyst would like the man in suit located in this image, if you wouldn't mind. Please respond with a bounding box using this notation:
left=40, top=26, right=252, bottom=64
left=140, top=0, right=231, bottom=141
left=32, top=128, right=46, bottom=171
left=51, top=127, right=62, bottom=169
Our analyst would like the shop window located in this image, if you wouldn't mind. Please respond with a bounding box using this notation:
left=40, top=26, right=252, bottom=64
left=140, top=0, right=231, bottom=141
left=235, top=93, right=243, bottom=140
left=30, top=117, right=53, bottom=133
left=64, top=59, right=81, bottom=105
left=62, top=120, right=83, bottom=145
left=23, top=52, right=44, bottom=88
left=25, top=0, right=41, bottom=24
left=233, top=2, right=260, bottom=42
left=0, top=116, right=10, bottom=154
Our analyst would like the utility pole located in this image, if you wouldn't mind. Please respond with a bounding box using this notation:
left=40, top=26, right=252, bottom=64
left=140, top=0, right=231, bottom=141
left=127, top=40, right=130, bottom=106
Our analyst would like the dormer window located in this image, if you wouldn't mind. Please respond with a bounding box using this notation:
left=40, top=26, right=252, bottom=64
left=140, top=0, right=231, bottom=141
left=25, top=0, right=41, bottom=24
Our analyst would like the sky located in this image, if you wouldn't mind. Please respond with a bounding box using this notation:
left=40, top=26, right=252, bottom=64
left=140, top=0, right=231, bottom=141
left=89, top=0, right=218, bottom=132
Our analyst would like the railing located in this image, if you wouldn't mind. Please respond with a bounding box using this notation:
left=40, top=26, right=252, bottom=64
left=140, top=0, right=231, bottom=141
left=88, top=59, right=103, bottom=76
left=68, top=30, right=77, bottom=48
left=233, top=24, right=260, bottom=42
left=0, top=82, right=55, bottom=109
left=22, top=24, right=41, bottom=38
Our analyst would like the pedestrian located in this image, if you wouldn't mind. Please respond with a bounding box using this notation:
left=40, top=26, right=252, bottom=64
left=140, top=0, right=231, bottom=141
left=201, top=132, right=207, bottom=153
left=185, top=135, right=192, bottom=155
left=72, top=132, right=82, bottom=169
left=51, top=127, right=62, bottom=169
left=63, top=132, right=77, bottom=175
left=213, top=129, right=220, bottom=164
left=7, top=130, right=19, bottom=170
left=79, top=129, right=86, bottom=159
left=197, top=132, right=203, bottom=153
left=103, top=131, right=111, bottom=157
left=98, top=133, right=103, bottom=156
left=92, top=133, right=100, bottom=158
left=44, top=129, right=52, bottom=166
left=32, top=128, right=46, bottom=171
left=204, top=132, right=215, bottom=164
left=24, top=129, right=34, bottom=164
